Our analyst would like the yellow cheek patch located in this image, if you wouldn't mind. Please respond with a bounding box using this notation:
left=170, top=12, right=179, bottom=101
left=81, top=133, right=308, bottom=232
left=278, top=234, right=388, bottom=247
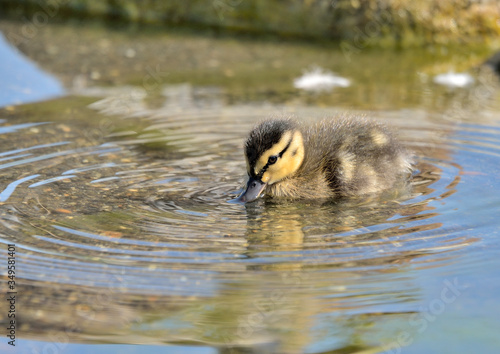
left=266, top=131, right=305, bottom=185
left=254, top=131, right=293, bottom=175
left=252, top=130, right=305, bottom=185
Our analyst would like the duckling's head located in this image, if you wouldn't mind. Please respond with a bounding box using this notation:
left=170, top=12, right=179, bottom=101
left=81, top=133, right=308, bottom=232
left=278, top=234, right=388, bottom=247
left=238, top=119, right=305, bottom=203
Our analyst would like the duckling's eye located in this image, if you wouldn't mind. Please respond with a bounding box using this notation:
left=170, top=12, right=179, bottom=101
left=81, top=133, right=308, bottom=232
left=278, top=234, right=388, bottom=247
left=268, top=155, right=278, bottom=165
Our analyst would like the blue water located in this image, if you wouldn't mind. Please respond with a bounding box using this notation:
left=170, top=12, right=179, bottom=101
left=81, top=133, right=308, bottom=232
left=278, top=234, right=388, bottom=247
left=0, top=32, right=63, bottom=107
left=2, top=341, right=217, bottom=354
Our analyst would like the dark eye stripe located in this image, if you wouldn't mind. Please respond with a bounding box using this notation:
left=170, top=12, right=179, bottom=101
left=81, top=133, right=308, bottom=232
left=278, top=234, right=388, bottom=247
left=256, top=135, right=293, bottom=179
left=278, top=137, right=292, bottom=158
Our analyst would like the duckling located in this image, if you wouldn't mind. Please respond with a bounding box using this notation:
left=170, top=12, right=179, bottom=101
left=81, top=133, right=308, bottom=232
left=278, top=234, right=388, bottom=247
left=236, top=116, right=413, bottom=202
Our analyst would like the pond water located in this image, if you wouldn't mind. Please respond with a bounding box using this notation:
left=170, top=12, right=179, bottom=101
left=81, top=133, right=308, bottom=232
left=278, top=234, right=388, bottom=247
left=1, top=20, right=500, bottom=354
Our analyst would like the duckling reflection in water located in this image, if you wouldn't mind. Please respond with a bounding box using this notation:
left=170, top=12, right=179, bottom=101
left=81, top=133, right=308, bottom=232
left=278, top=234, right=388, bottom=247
left=237, top=116, right=413, bottom=203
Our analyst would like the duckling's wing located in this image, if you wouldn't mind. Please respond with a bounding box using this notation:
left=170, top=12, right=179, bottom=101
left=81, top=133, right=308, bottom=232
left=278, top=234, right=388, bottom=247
left=306, top=117, right=412, bottom=196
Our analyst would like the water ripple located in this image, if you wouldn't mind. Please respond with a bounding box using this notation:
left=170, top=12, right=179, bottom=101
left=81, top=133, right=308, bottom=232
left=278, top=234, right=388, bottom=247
left=0, top=103, right=497, bottom=350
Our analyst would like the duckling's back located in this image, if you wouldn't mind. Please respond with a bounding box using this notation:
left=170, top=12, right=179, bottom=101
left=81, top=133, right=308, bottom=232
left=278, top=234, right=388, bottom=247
left=300, top=116, right=413, bottom=197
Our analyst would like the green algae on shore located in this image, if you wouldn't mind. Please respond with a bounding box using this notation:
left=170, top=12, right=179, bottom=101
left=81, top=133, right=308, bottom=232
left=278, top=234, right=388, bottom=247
left=1, top=0, right=499, bottom=47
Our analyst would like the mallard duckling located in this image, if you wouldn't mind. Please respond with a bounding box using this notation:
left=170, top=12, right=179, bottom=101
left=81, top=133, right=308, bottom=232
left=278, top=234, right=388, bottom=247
left=236, top=116, right=413, bottom=203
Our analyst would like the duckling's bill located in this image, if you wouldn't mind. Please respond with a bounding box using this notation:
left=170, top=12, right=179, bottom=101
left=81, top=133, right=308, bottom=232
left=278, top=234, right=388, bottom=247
left=236, top=177, right=266, bottom=203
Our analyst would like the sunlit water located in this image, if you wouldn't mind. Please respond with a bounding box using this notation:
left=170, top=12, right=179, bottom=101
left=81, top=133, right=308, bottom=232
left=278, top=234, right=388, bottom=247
left=1, top=88, right=500, bottom=353
left=1, top=21, right=500, bottom=354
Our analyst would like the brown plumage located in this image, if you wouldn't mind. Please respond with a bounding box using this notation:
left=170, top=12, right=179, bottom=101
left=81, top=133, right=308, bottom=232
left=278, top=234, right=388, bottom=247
left=237, top=115, right=413, bottom=202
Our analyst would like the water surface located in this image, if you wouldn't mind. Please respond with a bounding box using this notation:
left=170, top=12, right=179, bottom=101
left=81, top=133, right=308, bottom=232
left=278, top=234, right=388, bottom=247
left=1, top=20, right=500, bottom=354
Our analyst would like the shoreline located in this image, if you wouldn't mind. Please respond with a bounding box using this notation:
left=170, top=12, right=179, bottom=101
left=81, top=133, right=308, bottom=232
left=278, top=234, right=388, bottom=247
left=0, top=0, right=499, bottom=48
